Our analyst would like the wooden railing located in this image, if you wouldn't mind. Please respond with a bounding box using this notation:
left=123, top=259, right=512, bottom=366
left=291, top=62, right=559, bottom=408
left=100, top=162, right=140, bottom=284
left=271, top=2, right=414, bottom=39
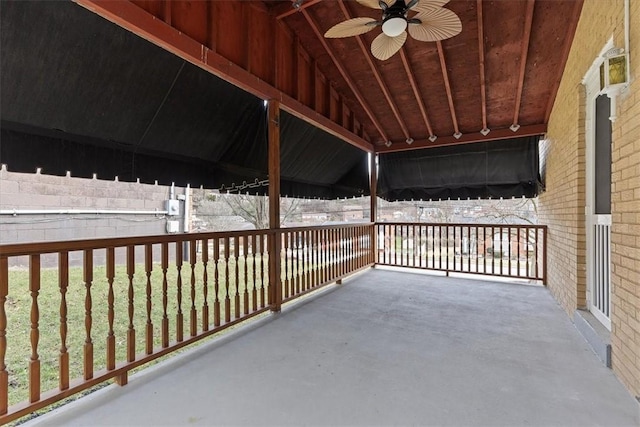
left=376, top=223, right=547, bottom=282
left=0, top=221, right=546, bottom=422
left=280, top=224, right=373, bottom=303
left=0, top=223, right=374, bottom=423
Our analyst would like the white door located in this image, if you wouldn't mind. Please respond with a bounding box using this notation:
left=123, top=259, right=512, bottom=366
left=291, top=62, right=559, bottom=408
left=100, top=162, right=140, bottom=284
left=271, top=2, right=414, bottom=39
left=584, top=62, right=612, bottom=330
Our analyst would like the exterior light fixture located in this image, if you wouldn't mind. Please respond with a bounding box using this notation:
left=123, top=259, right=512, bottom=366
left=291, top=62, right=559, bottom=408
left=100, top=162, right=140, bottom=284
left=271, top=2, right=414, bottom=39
left=599, top=47, right=629, bottom=122
left=600, top=49, right=628, bottom=92
left=428, top=135, right=437, bottom=142
left=385, top=140, right=392, bottom=147
left=509, top=123, right=520, bottom=132
left=453, top=132, right=462, bottom=139
left=406, top=137, right=414, bottom=145
left=480, top=128, right=490, bottom=136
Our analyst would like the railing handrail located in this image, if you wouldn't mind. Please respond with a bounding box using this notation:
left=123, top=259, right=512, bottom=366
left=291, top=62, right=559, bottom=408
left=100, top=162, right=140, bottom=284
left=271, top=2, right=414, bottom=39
left=0, top=229, right=276, bottom=257
left=0, top=224, right=379, bottom=257
left=376, top=222, right=546, bottom=230
left=280, top=222, right=374, bottom=233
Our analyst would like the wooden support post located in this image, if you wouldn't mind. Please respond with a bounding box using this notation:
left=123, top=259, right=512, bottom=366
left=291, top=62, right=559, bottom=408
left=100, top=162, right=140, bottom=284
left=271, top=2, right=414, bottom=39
left=370, top=153, right=378, bottom=266
left=268, top=99, right=282, bottom=312
left=0, top=257, right=7, bottom=415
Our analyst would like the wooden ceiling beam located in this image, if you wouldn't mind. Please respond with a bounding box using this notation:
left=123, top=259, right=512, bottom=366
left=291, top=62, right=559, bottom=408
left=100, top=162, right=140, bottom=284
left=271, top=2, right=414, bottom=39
left=476, top=0, right=487, bottom=131
left=338, top=0, right=411, bottom=140
left=512, top=0, right=536, bottom=127
left=436, top=40, right=460, bottom=136
left=400, top=48, right=434, bottom=138
left=301, top=8, right=389, bottom=144
left=276, top=0, right=322, bottom=20
left=544, top=0, right=585, bottom=122
left=74, top=0, right=375, bottom=153
left=375, top=124, right=547, bottom=153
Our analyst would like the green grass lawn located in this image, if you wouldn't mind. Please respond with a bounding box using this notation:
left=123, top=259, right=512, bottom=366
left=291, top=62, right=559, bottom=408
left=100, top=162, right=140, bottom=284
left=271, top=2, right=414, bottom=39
left=5, top=257, right=271, bottom=408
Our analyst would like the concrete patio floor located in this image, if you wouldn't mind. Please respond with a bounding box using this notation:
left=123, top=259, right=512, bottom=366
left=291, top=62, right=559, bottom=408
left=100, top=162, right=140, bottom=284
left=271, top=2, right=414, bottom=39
left=28, top=269, right=639, bottom=426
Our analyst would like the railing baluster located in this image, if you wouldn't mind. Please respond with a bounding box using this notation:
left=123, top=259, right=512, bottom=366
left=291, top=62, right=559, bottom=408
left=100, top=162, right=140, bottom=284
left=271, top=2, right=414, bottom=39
left=475, top=227, right=479, bottom=273
left=467, top=226, right=471, bottom=272
left=224, top=237, right=231, bottom=323
left=305, top=230, right=310, bottom=289
left=161, top=242, right=169, bottom=348
left=283, top=232, right=290, bottom=299
left=189, top=240, right=197, bottom=337
left=332, top=229, right=337, bottom=280
left=483, top=227, right=487, bottom=275
left=341, top=228, right=345, bottom=276
left=516, top=227, right=521, bottom=277
left=214, top=237, right=221, bottom=327
left=83, top=249, right=94, bottom=380
left=106, top=248, right=116, bottom=370
left=525, top=228, right=531, bottom=278
left=453, top=226, right=457, bottom=272
left=260, top=235, right=266, bottom=308
left=508, top=227, right=512, bottom=276
left=322, top=229, right=328, bottom=282
left=234, top=236, right=240, bottom=319
left=311, top=230, right=317, bottom=287
left=145, top=244, right=154, bottom=352
left=328, top=228, right=332, bottom=280
left=58, top=252, right=69, bottom=390
left=126, top=246, right=136, bottom=359
left=202, top=238, right=209, bottom=331
left=175, top=242, right=184, bottom=342
left=497, top=226, right=502, bottom=275
left=29, top=255, right=40, bottom=403
left=315, top=229, right=320, bottom=285
left=296, top=231, right=302, bottom=294
left=305, top=231, right=311, bottom=290
left=243, top=236, right=249, bottom=315
left=0, top=256, right=7, bottom=415
left=252, top=235, right=257, bottom=312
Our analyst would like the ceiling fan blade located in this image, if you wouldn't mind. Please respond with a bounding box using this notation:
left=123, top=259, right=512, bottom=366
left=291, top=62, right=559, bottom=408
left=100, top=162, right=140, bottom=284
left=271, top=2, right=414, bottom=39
left=408, top=8, right=462, bottom=41
left=356, top=0, right=397, bottom=10
left=371, top=31, right=407, bottom=60
left=324, top=17, right=379, bottom=38
left=409, top=0, right=450, bottom=13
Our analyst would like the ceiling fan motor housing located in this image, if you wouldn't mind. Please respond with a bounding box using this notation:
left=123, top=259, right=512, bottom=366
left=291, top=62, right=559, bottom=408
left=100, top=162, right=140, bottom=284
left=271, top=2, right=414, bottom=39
left=381, top=0, right=409, bottom=37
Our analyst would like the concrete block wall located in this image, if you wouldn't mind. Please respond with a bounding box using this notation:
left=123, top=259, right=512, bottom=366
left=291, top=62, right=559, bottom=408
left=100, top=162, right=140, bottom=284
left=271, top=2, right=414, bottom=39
left=539, top=0, right=639, bottom=398
left=0, top=167, right=182, bottom=245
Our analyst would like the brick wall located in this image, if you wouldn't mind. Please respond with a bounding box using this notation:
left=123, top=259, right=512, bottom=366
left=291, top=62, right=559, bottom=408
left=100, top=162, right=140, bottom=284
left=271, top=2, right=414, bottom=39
left=0, top=167, right=186, bottom=245
left=539, top=0, right=639, bottom=397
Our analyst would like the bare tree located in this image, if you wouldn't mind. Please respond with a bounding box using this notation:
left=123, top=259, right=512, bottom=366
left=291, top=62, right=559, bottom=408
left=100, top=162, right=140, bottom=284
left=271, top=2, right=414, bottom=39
left=476, top=198, right=537, bottom=225
left=221, top=194, right=300, bottom=229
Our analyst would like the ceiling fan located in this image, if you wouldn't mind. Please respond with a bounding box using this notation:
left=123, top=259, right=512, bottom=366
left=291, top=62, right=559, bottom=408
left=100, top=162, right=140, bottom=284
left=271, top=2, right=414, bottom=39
left=324, top=0, right=462, bottom=61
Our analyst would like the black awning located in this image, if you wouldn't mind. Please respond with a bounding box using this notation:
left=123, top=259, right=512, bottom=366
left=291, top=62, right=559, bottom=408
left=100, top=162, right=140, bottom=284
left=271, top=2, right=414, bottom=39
left=280, top=111, right=369, bottom=199
left=0, top=1, right=368, bottom=199
left=378, top=136, right=542, bottom=201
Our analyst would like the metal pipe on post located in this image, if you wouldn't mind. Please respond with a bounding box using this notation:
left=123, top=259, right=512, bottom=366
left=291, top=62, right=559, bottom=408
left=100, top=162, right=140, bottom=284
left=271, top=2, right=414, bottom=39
left=267, top=100, right=282, bottom=312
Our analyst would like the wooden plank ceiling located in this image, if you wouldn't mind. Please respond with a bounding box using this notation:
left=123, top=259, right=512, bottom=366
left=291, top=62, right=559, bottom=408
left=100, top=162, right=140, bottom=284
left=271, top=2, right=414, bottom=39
left=76, top=0, right=583, bottom=154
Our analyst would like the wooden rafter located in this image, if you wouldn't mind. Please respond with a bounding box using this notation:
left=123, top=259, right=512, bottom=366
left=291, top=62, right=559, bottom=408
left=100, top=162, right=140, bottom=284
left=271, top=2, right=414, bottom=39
left=436, top=41, right=459, bottom=136
left=337, top=0, right=410, bottom=140
left=375, top=124, right=547, bottom=153
left=513, top=0, right=536, bottom=126
left=399, top=48, right=434, bottom=138
left=276, top=0, right=322, bottom=20
left=301, top=8, right=389, bottom=143
left=477, top=0, right=487, bottom=131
